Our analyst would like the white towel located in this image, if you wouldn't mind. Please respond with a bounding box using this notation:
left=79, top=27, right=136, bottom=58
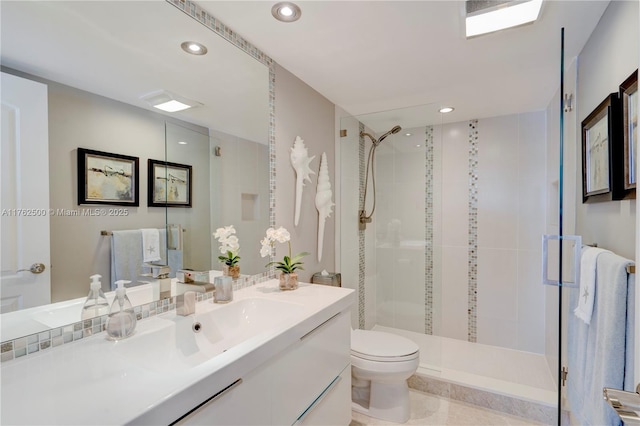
left=141, top=228, right=161, bottom=262
left=574, top=246, right=610, bottom=324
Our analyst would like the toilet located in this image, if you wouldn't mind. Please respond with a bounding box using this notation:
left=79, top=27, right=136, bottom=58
left=351, top=329, right=420, bottom=423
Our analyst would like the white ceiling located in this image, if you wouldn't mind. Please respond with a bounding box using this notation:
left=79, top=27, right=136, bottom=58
left=199, top=0, right=610, bottom=127
left=1, top=1, right=610, bottom=136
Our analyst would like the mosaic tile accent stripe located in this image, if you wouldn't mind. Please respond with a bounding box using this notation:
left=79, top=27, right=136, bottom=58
left=0, top=273, right=272, bottom=364
left=467, top=120, right=479, bottom=343
left=424, top=126, right=434, bottom=335
left=167, top=0, right=277, bottom=278
left=358, top=122, right=366, bottom=330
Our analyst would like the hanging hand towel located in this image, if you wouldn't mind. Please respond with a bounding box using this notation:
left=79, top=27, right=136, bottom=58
left=574, top=246, right=610, bottom=324
left=141, top=228, right=161, bottom=262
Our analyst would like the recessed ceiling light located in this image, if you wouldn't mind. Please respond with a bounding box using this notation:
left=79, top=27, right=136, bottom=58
left=405, top=133, right=412, bottom=137
left=271, top=2, right=301, bottom=22
left=140, top=90, right=203, bottom=113
left=181, top=41, right=207, bottom=55
left=439, top=107, right=455, bottom=113
left=416, top=144, right=422, bottom=148
left=465, top=0, right=543, bottom=38
left=178, top=141, right=188, bottom=145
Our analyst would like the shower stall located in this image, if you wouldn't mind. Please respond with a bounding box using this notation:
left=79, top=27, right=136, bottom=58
left=339, top=103, right=558, bottom=423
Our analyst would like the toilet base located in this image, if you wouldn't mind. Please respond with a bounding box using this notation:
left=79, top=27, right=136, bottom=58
left=352, top=379, right=411, bottom=423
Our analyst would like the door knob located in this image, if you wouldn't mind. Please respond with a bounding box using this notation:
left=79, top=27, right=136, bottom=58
left=17, top=263, right=46, bottom=274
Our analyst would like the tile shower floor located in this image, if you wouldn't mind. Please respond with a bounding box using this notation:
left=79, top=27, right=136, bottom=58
left=350, top=389, right=546, bottom=426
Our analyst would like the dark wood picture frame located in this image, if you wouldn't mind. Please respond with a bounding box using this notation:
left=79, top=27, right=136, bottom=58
left=148, top=159, right=192, bottom=208
left=582, top=93, right=620, bottom=203
left=77, top=148, right=139, bottom=206
left=614, top=69, right=638, bottom=200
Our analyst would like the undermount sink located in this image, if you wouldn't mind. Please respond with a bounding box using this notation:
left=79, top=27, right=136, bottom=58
left=111, top=298, right=306, bottom=373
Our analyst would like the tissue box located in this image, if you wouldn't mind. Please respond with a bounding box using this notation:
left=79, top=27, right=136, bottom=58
left=311, top=272, right=341, bottom=287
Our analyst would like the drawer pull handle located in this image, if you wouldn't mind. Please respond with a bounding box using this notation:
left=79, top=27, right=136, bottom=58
left=300, top=312, right=340, bottom=340
left=170, top=378, right=243, bottom=425
left=294, top=375, right=342, bottom=424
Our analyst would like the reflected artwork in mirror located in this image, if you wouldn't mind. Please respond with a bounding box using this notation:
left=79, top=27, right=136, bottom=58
left=0, top=0, right=274, bottom=343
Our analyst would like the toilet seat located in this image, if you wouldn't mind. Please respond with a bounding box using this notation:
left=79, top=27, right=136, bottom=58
left=351, top=330, right=419, bottom=362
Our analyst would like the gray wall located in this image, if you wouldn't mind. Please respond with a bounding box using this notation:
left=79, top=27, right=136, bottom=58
left=275, top=64, right=336, bottom=282
left=575, top=0, right=639, bottom=259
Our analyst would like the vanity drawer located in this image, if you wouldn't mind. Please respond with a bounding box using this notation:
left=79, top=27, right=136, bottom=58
left=294, top=364, right=351, bottom=426
left=271, top=310, right=351, bottom=425
left=173, top=367, right=271, bottom=425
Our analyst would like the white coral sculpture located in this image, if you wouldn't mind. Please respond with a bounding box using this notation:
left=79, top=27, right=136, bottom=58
left=290, top=136, right=315, bottom=226
left=315, top=152, right=334, bottom=262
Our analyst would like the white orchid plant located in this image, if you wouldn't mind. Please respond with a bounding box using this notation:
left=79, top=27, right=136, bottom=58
left=260, top=226, right=309, bottom=274
left=213, top=225, right=240, bottom=267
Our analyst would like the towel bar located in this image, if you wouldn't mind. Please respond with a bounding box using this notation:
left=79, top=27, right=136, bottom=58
left=101, top=228, right=186, bottom=236
left=584, top=243, right=634, bottom=274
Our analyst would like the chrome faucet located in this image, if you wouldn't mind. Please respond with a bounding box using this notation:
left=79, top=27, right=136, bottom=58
left=176, top=291, right=197, bottom=316
left=175, top=283, right=215, bottom=316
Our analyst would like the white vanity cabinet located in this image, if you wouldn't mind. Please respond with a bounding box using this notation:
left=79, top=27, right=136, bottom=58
left=175, top=310, right=351, bottom=426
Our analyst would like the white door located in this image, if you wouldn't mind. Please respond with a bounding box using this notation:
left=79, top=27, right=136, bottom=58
left=1, top=71, right=51, bottom=312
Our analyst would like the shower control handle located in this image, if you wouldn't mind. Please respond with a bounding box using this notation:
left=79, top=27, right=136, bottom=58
left=359, top=210, right=372, bottom=230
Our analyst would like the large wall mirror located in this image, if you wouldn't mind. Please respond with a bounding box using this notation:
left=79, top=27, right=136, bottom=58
left=0, top=1, right=270, bottom=340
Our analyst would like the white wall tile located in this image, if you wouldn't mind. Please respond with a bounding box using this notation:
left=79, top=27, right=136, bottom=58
left=517, top=181, right=546, bottom=250
left=518, top=112, right=547, bottom=183
left=440, top=246, right=468, bottom=340
left=477, top=248, right=517, bottom=321
left=441, top=178, right=469, bottom=247
left=477, top=316, right=518, bottom=350
left=518, top=274, right=546, bottom=351
left=477, top=114, right=518, bottom=183
left=477, top=177, right=519, bottom=249
left=441, top=122, right=469, bottom=179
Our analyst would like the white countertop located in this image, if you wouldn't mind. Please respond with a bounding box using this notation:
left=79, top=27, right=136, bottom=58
left=0, top=281, right=354, bottom=425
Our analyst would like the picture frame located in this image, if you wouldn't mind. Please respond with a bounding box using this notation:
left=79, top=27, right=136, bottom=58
left=148, top=159, right=192, bottom=207
left=77, top=148, right=139, bottom=206
left=581, top=93, right=620, bottom=203
left=615, top=69, right=638, bottom=199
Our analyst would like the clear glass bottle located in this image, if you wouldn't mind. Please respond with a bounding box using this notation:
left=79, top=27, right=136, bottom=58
left=81, top=274, right=110, bottom=320
left=106, top=280, right=137, bottom=340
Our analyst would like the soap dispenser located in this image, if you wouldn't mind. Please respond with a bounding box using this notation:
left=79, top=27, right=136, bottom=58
left=81, top=274, right=110, bottom=320
left=106, top=280, right=137, bottom=340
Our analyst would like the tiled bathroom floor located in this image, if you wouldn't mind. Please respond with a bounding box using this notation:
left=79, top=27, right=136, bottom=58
left=350, top=389, right=546, bottom=426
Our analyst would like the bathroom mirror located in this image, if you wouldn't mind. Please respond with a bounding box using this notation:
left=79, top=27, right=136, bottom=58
left=0, top=1, right=270, bottom=337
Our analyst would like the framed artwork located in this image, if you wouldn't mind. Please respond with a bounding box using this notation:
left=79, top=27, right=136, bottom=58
left=617, top=69, right=638, bottom=199
left=148, top=159, right=192, bottom=207
left=77, top=148, right=139, bottom=206
left=582, top=93, right=619, bottom=203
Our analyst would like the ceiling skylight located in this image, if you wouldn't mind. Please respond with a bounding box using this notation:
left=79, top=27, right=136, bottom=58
left=466, top=0, right=543, bottom=38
